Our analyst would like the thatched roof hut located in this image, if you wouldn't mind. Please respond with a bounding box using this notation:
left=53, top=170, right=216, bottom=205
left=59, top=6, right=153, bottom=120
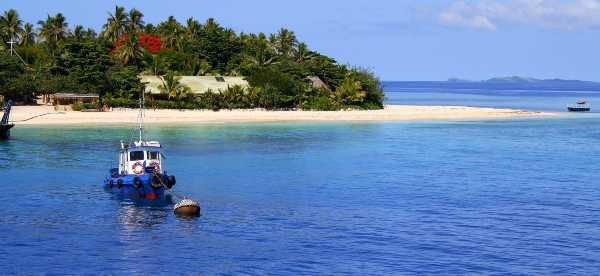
left=306, top=76, right=330, bottom=91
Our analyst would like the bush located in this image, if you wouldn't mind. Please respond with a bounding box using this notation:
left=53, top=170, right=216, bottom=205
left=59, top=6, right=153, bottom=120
left=300, top=96, right=340, bottom=111
left=105, top=98, right=138, bottom=108
left=347, top=68, right=384, bottom=110
left=71, top=102, right=82, bottom=111
left=71, top=102, right=99, bottom=111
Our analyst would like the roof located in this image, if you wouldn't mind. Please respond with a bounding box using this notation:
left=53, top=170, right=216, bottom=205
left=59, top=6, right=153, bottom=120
left=52, top=93, right=99, bottom=99
left=140, top=75, right=249, bottom=94
left=306, top=76, right=330, bottom=91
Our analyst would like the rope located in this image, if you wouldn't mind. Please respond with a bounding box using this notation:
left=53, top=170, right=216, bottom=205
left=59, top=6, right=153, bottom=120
left=10, top=112, right=65, bottom=123
left=152, top=170, right=198, bottom=208
left=152, top=170, right=185, bottom=200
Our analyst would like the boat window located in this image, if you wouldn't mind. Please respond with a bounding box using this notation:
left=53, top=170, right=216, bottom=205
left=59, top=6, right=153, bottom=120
left=129, top=151, right=145, bottom=161
left=149, top=151, right=160, bottom=160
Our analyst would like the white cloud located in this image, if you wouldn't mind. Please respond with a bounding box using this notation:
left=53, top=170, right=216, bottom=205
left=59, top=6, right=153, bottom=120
left=437, top=0, right=600, bottom=30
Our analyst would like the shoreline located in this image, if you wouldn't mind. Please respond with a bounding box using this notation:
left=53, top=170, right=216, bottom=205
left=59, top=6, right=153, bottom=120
left=9, top=105, right=556, bottom=125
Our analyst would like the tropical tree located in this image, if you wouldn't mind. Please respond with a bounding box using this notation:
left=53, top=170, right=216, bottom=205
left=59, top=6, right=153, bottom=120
left=185, top=18, right=201, bottom=39
left=142, top=53, right=165, bottom=75
left=128, top=8, right=144, bottom=33
left=197, top=18, right=241, bottom=72
left=269, top=28, right=297, bottom=57
left=50, top=13, right=68, bottom=42
left=19, top=23, right=35, bottom=46
left=241, top=33, right=277, bottom=67
left=220, top=84, right=246, bottom=109
left=102, top=6, right=129, bottom=42
left=294, top=43, right=315, bottom=64
left=332, top=77, right=366, bottom=105
left=71, top=25, right=85, bottom=41
left=157, top=16, right=183, bottom=50
left=158, top=72, right=191, bottom=100
left=37, top=13, right=68, bottom=55
left=114, top=33, right=144, bottom=66
left=0, top=9, right=23, bottom=43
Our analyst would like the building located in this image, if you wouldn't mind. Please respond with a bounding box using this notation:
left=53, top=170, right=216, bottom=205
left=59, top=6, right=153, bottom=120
left=51, top=93, right=99, bottom=105
left=140, top=75, right=249, bottom=95
left=306, top=76, right=330, bottom=91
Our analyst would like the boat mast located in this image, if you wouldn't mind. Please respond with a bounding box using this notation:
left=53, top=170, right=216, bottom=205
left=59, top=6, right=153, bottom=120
left=138, top=87, right=145, bottom=143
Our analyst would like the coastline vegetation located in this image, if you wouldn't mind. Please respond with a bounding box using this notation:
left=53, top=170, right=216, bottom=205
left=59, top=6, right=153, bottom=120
left=0, top=7, right=384, bottom=110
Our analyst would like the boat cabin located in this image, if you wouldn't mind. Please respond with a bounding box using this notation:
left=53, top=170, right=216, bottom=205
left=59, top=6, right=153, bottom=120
left=568, top=100, right=591, bottom=112
left=118, top=141, right=164, bottom=175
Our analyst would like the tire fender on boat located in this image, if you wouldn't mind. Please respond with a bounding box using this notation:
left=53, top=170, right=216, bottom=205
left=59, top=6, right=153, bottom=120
left=116, top=179, right=124, bottom=189
left=150, top=174, right=162, bottom=189
left=133, top=177, right=142, bottom=188
left=166, top=175, right=176, bottom=189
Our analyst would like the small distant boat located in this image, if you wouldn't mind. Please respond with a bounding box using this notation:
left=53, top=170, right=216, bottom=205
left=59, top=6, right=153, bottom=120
left=0, top=100, right=14, bottom=140
left=568, top=100, right=591, bottom=112
left=104, top=92, right=176, bottom=201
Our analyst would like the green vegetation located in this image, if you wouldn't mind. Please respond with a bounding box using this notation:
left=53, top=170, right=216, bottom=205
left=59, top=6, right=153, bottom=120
left=0, top=7, right=384, bottom=110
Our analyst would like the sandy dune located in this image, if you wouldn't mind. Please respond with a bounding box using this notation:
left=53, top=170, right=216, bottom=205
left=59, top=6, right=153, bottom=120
left=9, top=105, right=555, bottom=125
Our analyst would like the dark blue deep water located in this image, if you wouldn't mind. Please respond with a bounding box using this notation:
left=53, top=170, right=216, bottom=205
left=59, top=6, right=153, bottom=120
left=2, top=85, right=600, bottom=274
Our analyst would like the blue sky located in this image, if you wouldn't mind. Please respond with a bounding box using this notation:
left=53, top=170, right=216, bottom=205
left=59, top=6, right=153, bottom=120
left=2, top=0, right=599, bottom=81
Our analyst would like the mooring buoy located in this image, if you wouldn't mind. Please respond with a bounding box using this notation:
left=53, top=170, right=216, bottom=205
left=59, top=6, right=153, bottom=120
left=174, top=198, right=201, bottom=217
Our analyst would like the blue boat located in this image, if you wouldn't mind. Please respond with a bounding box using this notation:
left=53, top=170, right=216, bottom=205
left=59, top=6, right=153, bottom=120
left=104, top=140, right=176, bottom=201
left=104, top=92, right=176, bottom=202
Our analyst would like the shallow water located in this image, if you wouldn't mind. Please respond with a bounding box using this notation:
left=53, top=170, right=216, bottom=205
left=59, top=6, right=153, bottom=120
left=1, top=117, right=600, bottom=274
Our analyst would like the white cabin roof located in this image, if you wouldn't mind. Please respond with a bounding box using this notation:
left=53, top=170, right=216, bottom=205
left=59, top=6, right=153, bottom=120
left=140, top=75, right=249, bottom=94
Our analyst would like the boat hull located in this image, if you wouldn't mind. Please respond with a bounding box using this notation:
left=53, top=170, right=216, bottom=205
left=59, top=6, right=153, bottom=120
left=104, top=173, right=173, bottom=202
left=568, top=107, right=591, bottom=112
left=0, top=124, right=14, bottom=139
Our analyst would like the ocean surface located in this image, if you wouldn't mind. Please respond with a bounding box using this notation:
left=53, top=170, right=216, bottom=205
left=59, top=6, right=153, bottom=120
left=2, top=83, right=600, bottom=275
left=384, top=81, right=600, bottom=112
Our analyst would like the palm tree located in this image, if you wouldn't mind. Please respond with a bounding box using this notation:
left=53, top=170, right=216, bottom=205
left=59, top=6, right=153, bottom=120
left=128, top=8, right=144, bottom=33
left=102, top=6, right=129, bottom=42
left=143, top=53, right=165, bottom=75
left=159, top=72, right=191, bottom=100
left=71, top=25, right=85, bottom=41
left=19, top=23, right=35, bottom=46
left=115, top=33, right=144, bottom=65
left=269, top=28, right=297, bottom=57
left=185, top=17, right=201, bottom=39
left=243, top=33, right=277, bottom=67
left=158, top=16, right=182, bottom=49
left=203, top=18, right=219, bottom=32
left=37, top=13, right=68, bottom=54
left=84, top=28, right=97, bottom=40
left=37, top=15, right=54, bottom=42
left=294, top=43, right=315, bottom=64
left=0, top=9, right=24, bottom=42
left=333, top=77, right=366, bottom=105
left=50, top=13, right=68, bottom=42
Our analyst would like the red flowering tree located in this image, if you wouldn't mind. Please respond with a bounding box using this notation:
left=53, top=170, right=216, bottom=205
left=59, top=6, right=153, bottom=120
left=112, top=33, right=162, bottom=55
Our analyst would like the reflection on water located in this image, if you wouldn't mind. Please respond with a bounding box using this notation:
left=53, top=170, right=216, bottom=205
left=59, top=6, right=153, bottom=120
left=117, top=204, right=169, bottom=230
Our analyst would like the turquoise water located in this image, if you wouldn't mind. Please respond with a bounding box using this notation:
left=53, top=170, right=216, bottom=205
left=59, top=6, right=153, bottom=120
left=2, top=86, right=600, bottom=274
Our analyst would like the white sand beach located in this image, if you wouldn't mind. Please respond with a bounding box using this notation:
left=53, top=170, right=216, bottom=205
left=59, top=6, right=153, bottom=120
left=9, top=105, right=555, bottom=125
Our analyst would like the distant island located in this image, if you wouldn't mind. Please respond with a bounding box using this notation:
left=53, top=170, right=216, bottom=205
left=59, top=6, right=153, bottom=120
left=387, top=76, right=600, bottom=91
left=447, top=76, right=600, bottom=84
